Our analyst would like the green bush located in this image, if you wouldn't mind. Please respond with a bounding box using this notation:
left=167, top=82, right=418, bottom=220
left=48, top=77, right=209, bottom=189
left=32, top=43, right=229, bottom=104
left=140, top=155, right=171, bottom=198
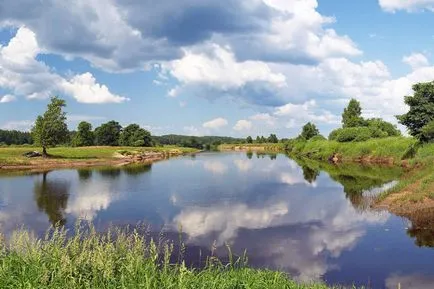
left=336, top=127, right=371, bottom=142
left=309, top=135, right=327, bottom=142
left=420, top=120, right=434, bottom=143
left=328, top=129, right=340, bottom=141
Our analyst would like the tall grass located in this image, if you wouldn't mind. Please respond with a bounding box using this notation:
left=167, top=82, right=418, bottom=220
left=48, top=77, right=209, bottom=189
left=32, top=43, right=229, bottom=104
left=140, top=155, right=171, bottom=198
left=0, top=225, right=341, bottom=289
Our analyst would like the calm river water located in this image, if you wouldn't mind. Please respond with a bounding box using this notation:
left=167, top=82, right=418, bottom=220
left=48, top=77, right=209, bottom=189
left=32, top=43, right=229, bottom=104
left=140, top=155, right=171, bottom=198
left=0, top=152, right=433, bottom=288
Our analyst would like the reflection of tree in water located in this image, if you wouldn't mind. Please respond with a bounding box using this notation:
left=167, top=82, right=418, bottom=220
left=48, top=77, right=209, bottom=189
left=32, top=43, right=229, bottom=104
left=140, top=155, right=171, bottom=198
left=293, top=158, right=403, bottom=212
left=255, top=152, right=277, bottom=160
left=98, top=168, right=122, bottom=178
left=302, top=166, right=319, bottom=184
left=123, top=164, right=152, bottom=176
left=34, top=172, right=70, bottom=226
left=77, top=169, right=93, bottom=180
left=246, top=151, right=253, bottom=159
left=407, top=209, right=434, bottom=248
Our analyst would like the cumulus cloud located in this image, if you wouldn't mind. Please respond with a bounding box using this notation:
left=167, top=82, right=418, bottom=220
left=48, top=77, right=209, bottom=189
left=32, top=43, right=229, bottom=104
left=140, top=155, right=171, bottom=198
left=274, top=100, right=340, bottom=125
left=379, top=0, right=434, bottom=12
left=233, top=120, right=252, bottom=131
left=0, top=120, right=33, bottom=131
left=202, top=117, right=228, bottom=129
left=250, top=113, right=277, bottom=126
left=0, top=27, right=127, bottom=104
left=0, top=94, right=16, bottom=103
left=0, top=0, right=360, bottom=71
left=62, top=73, right=129, bottom=103
left=403, top=53, right=430, bottom=70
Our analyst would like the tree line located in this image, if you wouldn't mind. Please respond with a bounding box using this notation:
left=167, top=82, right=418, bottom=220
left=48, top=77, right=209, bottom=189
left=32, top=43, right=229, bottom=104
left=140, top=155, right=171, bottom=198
left=0, top=130, right=32, bottom=146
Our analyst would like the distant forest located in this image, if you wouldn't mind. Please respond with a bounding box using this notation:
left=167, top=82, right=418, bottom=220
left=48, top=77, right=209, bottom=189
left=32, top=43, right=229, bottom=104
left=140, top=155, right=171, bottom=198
left=0, top=129, right=244, bottom=149
left=0, top=130, right=33, bottom=145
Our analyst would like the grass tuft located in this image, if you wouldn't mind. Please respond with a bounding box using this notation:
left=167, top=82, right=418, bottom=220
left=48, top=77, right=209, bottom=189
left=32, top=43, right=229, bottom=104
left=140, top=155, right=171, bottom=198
left=0, top=224, right=346, bottom=289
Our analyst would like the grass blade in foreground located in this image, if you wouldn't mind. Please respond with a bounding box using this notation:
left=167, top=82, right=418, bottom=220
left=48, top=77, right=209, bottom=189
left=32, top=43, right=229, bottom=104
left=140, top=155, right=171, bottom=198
left=0, top=225, right=348, bottom=289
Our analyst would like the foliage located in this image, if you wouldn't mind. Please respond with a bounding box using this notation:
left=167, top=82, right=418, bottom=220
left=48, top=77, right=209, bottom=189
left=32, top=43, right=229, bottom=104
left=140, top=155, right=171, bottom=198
left=300, top=122, right=319, bottom=140
left=31, top=96, right=69, bottom=156
left=153, top=135, right=244, bottom=148
left=268, top=134, right=279, bottom=143
left=308, top=135, right=326, bottom=142
left=0, top=130, right=32, bottom=145
left=72, top=121, right=94, bottom=147
left=420, top=120, right=434, bottom=143
left=246, top=136, right=253, bottom=143
left=120, top=124, right=152, bottom=147
left=365, top=118, right=401, bottom=137
left=342, top=99, right=364, bottom=128
left=397, top=81, right=434, bottom=140
left=0, top=225, right=336, bottom=289
left=94, top=121, right=122, bottom=146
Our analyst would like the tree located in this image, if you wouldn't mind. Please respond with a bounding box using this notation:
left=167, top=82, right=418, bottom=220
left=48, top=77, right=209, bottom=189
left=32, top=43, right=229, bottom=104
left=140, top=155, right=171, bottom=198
left=342, top=99, right=364, bottom=128
left=94, top=121, right=122, bottom=146
left=256, top=136, right=262, bottom=143
left=72, top=121, right=94, bottom=147
left=246, top=136, right=253, bottom=144
left=119, top=124, right=152, bottom=147
left=365, top=118, right=401, bottom=137
left=268, top=134, right=278, bottom=143
left=300, top=122, right=319, bottom=140
left=31, top=97, right=69, bottom=157
left=397, top=81, right=434, bottom=141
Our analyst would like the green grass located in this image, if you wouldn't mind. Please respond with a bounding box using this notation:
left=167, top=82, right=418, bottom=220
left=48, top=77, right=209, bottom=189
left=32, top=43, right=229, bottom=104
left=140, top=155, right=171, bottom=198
left=0, top=225, right=344, bottom=289
left=289, top=137, right=416, bottom=163
left=0, top=146, right=198, bottom=166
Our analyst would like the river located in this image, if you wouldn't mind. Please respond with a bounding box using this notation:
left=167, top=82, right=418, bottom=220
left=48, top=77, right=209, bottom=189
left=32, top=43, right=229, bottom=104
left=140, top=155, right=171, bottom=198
left=0, top=152, right=433, bottom=288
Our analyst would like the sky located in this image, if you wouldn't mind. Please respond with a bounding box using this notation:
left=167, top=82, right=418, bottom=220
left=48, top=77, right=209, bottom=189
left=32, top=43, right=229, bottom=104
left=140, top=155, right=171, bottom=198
left=1, top=0, right=434, bottom=138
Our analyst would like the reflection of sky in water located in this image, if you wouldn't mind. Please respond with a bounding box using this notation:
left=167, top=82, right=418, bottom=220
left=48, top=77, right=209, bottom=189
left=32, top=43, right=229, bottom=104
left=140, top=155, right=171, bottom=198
left=0, top=152, right=433, bottom=288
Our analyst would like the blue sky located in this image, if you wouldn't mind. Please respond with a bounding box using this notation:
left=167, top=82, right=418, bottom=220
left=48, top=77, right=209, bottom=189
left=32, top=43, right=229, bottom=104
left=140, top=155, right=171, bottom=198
left=1, top=0, right=434, bottom=138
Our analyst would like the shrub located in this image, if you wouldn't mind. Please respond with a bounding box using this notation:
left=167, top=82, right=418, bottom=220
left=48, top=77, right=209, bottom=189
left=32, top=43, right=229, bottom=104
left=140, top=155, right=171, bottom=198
left=332, top=127, right=372, bottom=142
left=309, top=135, right=326, bottom=142
left=420, top=120, right=434, bottom=143
left=328, top=129, right=340, bottom=141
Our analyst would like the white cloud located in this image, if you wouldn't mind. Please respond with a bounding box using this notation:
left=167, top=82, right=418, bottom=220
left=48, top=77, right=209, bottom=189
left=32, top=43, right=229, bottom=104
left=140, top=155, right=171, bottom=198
left=167, top=44, right=286, bottom=91
left=274, top=100, right=340, bottom=125
left=0, top=27, right=127, bottom=104
left=403, top=53, right=430, bottom=70
left=249, top=113, right=277, bottom=126
left=202, top=117, right=228, bottom=129
left=233, top=120, right=252, bottom=131
left=379, top=0, right=434, bottom=12
left=62, top=72, right=129, bottom=104
left=0, top=94, right=16, bottom=103
left=0, top=120, right=33, bottom=131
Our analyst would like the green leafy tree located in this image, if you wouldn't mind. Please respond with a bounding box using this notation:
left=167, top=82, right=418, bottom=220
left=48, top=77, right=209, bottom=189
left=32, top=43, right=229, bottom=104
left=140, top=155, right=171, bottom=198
left=342, top=99, right=365, bottom=128
left=366, top=118, right=401, bottom=137
left=260, top=136, right=266, bottom=143
left=120, top=124, right=152, bottom=147
left=420, top=120, right=434, bottom=143
left=94, top=121, right=122, bottom=146
left=397, top=81, right=434, bottom=141
left=300, top=122, right=319, bottom=140
left=72, top=121, right=94, bottom=147
left=31, top=97, right=69, bottom=157
left=246, top=136, right=253, bottom=144
left=268, top=134, right=279, bottom=143
left=256, top=136, right=262, bottom=143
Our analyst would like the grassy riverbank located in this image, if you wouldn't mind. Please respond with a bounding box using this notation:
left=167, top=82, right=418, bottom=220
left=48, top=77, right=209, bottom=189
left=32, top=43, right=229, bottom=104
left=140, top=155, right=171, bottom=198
left=221, top=137, right=434, bottom=218
left=0, top=146, right=198, bottom=169
left=0, top=227, right=338, bottom=289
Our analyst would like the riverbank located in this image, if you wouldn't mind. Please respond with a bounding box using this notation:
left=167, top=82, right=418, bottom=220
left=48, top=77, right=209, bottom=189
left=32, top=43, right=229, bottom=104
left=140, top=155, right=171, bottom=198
left=0, top=146, right=198, bottom=171
left=0, top=226, right=337, bottom=289
left=220, top=137, right=434, bottom=220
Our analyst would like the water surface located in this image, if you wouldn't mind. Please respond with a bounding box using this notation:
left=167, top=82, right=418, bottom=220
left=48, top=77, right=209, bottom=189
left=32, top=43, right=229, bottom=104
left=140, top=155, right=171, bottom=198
left=0, top=152, right=433, bottom=288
